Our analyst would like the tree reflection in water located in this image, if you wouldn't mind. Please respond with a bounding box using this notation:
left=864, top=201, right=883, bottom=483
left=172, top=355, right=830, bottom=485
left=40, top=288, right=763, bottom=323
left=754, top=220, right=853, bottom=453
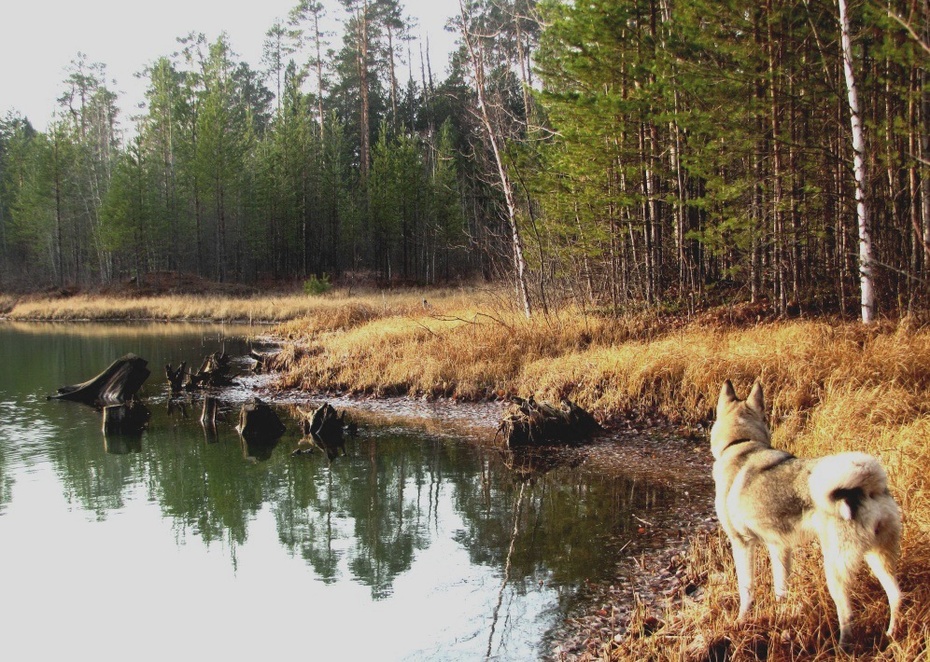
left=0, top=323, right=686, bottom=658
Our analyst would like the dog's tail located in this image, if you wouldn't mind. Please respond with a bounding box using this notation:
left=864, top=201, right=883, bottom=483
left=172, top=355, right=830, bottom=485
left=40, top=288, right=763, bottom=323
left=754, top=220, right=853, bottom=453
left=809, top=452, right=894, bottom=521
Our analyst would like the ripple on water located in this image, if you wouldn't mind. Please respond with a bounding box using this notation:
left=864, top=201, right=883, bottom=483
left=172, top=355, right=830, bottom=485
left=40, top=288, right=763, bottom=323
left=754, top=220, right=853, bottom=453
left=0, top=397, right=64, bottom=470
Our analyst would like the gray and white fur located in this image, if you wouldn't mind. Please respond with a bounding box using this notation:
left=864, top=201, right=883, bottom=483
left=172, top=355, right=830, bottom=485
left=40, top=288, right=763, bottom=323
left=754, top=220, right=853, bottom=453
left=710, top=379, right=902, bottom=647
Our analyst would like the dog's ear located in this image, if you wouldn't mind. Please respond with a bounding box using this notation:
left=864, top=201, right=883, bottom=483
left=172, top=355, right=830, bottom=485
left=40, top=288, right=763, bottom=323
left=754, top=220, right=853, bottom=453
left=747, top=380, right=765, bottom=414
left=717, top=379, right=737, bottom=412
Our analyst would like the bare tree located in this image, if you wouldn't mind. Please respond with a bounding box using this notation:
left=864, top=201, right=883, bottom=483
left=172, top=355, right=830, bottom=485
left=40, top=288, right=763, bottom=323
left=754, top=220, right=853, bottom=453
left=457, top=0, right=532, bottom=318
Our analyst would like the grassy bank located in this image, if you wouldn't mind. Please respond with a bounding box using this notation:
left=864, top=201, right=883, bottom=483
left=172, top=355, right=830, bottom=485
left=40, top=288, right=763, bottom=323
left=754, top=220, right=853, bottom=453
left=0, top=287, right=477, bottom=323
left=269, top=293, right=930, bottom=660
left=4, top=288, right=928, bottom=658
left=0, top=292, right=316, bottom=322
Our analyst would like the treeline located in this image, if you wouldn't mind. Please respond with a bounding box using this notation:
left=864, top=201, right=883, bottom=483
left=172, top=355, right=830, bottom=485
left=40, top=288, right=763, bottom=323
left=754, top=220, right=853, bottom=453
left=0, top=0, right=485, bottom=289
left=530, top=0, right=930, bottom=318
left=0, top=0, right=928, bottom=319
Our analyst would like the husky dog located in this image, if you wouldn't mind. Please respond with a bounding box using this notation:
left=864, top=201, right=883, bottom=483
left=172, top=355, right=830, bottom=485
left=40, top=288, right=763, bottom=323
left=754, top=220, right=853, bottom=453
left=710, top=380, right=902, bottom=647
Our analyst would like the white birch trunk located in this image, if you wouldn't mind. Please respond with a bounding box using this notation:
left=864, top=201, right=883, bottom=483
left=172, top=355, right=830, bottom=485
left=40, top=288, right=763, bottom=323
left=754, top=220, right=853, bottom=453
left=838, top=0, right=875, bottom=323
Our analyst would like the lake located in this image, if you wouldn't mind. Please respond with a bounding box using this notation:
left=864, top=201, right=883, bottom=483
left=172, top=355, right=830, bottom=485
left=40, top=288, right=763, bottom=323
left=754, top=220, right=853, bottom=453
left=0, top=322, right=689, bottom=660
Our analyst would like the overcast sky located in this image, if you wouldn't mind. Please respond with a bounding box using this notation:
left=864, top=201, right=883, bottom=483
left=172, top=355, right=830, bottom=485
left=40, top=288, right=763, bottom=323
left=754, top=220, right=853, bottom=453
left=0, top=0, right=459, bottom=134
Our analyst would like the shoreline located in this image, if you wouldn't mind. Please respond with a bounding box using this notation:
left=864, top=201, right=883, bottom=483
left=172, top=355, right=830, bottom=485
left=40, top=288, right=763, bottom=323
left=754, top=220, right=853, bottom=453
left=252, top=382, right=718, bottom=660
left=5, top=292, right=928, bottom=659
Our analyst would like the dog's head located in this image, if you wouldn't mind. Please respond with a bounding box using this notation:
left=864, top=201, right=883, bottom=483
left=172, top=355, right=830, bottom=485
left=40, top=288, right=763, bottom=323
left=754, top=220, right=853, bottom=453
left=710, top=379, right=771, bottom=459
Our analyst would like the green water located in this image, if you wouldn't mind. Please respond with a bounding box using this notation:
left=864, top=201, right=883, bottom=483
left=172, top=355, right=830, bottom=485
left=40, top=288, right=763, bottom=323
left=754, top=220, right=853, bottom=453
left=0, top=322, right=678, bottom=660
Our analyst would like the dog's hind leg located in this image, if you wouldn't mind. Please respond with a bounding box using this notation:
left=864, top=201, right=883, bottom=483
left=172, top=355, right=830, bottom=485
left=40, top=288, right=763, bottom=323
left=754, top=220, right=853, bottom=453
left=864, top=550, right=901, bottom=637
left=824, top=556, right=855, bottom=648
left=731, top=539, right=756, bottom=620
left=767, top=543, right=793, bottom=601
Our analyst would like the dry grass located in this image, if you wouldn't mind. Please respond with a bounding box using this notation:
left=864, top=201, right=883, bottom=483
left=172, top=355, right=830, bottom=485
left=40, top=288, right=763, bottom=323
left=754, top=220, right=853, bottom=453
left=5, top=288, right=929, bottom=658
left=0, top=294, right=17, bottom=315
left=0, top=286, right=486, bottom=324
left=269, top=298, right=930, bottom=661
left=3, top=292, right=321, bottom=322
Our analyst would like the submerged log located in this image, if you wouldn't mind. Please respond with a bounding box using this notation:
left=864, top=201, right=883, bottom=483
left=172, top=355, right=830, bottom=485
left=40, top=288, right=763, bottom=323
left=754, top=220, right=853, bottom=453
left=237, top=397, right=285, bottom=442
left=497, top=396, right=602, bottom=448
left=51, top=354, right=151, bottom=406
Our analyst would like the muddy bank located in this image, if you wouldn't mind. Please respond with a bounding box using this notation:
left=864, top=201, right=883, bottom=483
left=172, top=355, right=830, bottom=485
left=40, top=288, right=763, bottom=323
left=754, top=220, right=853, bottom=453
left=237, top=368, right=717, bottom=660
left=541, top=430, right=716, bottom=660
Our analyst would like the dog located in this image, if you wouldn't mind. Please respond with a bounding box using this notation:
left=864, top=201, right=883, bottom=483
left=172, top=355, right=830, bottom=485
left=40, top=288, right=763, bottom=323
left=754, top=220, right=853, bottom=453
left=710, top=379, right=902, bottom=647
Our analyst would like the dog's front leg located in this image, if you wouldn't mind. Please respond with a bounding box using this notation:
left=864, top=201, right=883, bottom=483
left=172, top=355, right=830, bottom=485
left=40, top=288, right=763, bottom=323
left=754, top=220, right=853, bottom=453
left=730, top=538, right=756, bottom=620
left=766, top=543, right=792, bottom=601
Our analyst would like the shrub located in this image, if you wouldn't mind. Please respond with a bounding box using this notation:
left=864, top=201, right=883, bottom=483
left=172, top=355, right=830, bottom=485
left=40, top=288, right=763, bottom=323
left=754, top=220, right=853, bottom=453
left=303, top=274, right=332, bottom=296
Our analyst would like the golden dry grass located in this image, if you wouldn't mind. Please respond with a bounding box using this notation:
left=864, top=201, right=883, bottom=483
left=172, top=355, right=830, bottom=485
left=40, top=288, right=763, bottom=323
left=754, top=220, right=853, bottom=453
left=5, top=288, right=928, bottom=658
left=0, top=286, right=486, bottom=323
left=2, top=292, right=319, bottom=322
left=269, top=298, right=930, bottom=661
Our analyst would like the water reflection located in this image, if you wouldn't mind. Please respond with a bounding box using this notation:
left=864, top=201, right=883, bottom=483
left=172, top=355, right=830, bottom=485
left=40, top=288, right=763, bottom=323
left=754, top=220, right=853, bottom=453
left=0, top=322, right=685, bottom=659
left=102, top=402, right=151, bottom=439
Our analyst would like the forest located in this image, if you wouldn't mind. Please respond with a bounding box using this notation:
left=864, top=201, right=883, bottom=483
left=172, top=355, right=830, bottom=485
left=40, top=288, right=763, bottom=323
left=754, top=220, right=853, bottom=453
left=0, top=0, right=927, bottom=320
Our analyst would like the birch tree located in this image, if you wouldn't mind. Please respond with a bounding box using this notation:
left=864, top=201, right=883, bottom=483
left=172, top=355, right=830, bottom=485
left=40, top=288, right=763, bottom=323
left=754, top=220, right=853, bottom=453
left=838, top=0, right=875, bottom=322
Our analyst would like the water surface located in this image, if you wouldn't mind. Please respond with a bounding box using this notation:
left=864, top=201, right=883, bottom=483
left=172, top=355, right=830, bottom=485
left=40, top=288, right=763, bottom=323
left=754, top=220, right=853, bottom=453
left=0, top=322, right=684, bottom=660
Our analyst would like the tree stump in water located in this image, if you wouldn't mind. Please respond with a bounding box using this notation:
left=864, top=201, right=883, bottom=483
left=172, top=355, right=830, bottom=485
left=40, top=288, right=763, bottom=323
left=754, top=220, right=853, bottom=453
left=237, top=397, right=285, bottom=442
left=497, top=396, right=601, bottom=448
left=102, top=402, right=151, bottom=435
left=165, top=352, right=236, bottom=392
left=188, top=351, right=235, bottom=389
left=165, top=362, right=187, bottom=394
left=293, top=403, right=349, bottom=459
left=50, top=354, right=151, bottom=406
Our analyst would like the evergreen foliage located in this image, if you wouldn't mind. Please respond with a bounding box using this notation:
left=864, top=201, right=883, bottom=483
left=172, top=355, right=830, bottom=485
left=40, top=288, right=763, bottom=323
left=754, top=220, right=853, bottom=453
left=0, top=0, right=926, bottom=318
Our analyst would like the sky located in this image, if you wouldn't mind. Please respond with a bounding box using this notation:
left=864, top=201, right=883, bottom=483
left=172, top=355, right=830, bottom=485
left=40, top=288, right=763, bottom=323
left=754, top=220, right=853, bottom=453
left=0, top=0, right=460, bottom=134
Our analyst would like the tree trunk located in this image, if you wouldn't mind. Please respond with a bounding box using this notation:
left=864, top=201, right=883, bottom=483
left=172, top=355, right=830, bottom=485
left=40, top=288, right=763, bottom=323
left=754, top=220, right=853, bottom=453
left=766, top=2, right=787, bottom=314
left=313, top=10, right=326, bottom=139
left=357, top=2, right=371, bottom=182
left=53, top=131, right=65, bottom=287
left=237, top=397, right=285, bottom=442
left=838, top=0, right=875, bottom=322
left=458, top=0, right=532, bottom=318
left=387, top=24, right=399, bottom=126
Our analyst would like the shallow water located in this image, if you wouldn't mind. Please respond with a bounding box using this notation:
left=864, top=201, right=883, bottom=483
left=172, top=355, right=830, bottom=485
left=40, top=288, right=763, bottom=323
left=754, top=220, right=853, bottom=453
left=0, top=322, right=689, bottom=660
